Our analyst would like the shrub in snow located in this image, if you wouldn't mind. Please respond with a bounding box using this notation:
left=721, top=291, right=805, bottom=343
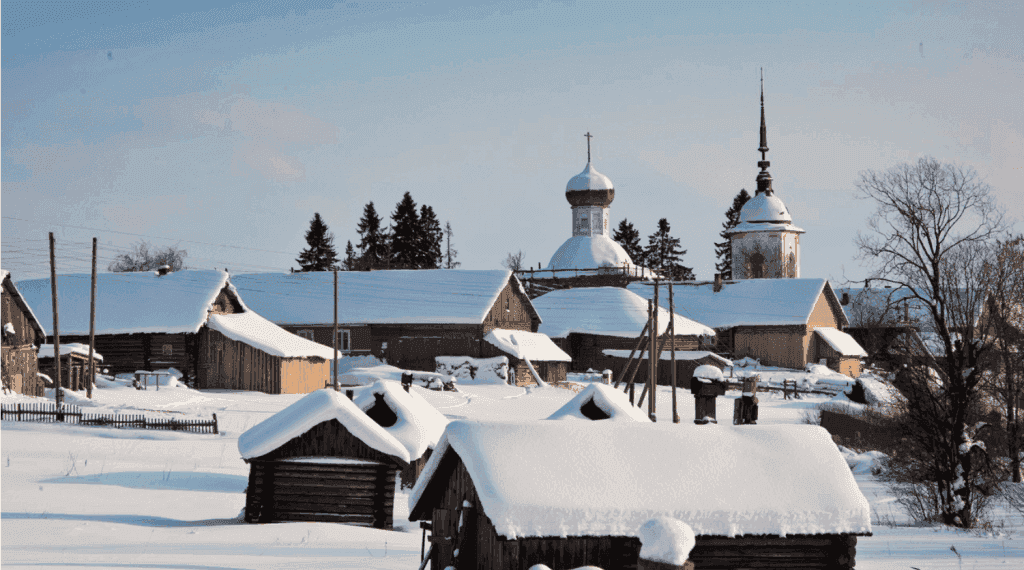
left=435, top=356, right=509, bottom=385
left=637, top=517, right=696, bottom=566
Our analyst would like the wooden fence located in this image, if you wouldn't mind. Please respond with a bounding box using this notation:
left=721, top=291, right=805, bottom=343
left=1, top=402, right=218, bottom=434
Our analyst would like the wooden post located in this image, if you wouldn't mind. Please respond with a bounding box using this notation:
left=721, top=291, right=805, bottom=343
left=48, top=232, right=63, bottom=413
left=87, top=237, right=97, bottom=399
left=333, top=269, right=339, bottom=391
left=649, top=290, right=657, bottom=421
left=670, top=282, right=679, bottom=423
left=614, top=320, right=650, bottom=389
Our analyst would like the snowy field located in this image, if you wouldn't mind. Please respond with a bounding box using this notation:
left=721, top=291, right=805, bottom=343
left=3, top=374, right=1023, bottom=569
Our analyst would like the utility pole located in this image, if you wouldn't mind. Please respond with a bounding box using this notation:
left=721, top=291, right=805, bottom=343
left=670, top=281, right=679, bottom=423
left=333, top=269, right=339, bottom=391
left=648, top=296, right=656, bottom=422
left=87, top=237, right=97, bottom=399
left=48, top=232, right=62, bottom=412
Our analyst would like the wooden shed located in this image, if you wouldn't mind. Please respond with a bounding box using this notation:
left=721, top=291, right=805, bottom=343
left=480, top=328, right=571, bottom=386
left=37, top=343, right=103, bottom=391
left=237, top=389, right=412, bottom=528
left=2, top=269, right=47, bottom=396
left=532, top=287, right=715, bottom=376
left=631, top=279, right=866, bottom=376
left=409, top=421, right=871, bottom=570
left=16, top=270, right=333, bottom=393
left=231, top=270, right=565, bottom=384
left=351, top=380, right=449, bottom=487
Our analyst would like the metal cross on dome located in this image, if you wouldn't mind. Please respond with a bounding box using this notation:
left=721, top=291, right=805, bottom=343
left=584, top=132, right=593, bottom=163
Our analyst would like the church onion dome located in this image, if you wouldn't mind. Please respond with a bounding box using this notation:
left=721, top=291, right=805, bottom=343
left=739, top=192, right=792, bottom=224
left=567, top=162, right=614, bottom=191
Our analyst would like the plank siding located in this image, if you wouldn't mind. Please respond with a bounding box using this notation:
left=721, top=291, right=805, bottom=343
left=197, top=328, right=327, bottom=393
left=2, top=276, right=44, bottom=396
left=561, top=332, right=700, bottom=374
left=733, top=325, right=807, bottom=370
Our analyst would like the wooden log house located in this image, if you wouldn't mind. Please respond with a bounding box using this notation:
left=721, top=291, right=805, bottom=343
left=532, top=287, right=716, bottom=377
left=237, top=389, right=414, bottom=528
left=16, top=270, right=334, bottom=393
left=1, top=269, right=47, bottom=396
left=630, top=278, right=867, bottom=376
left=230, top=270, right=568, bottom=385
left=409, top=421, right=872, bottom=570
left=601, top=350, right=733, bottom=388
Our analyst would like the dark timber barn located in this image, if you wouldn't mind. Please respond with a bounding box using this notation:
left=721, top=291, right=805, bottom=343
left=16, top=270, right=334, bottom=393
left=231, top=270, right=568, bottom=385
left=238, top=388, right=415, bottom=528
left=410, top=421, right=871, bottom=570
left=1, top=269, right=47, bottom=396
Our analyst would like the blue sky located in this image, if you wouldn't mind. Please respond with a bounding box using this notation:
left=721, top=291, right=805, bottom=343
left=3, top=0, right=1021, bottom=282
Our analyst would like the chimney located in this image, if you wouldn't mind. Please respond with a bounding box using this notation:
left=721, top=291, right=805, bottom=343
left=713, top=273, right=722, bottom=293
left=155, top=265, right=172, bottom=276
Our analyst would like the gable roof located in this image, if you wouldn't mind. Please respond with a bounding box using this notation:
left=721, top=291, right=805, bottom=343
left=16, top=270, right=232, bottom=336
left=483, top=329, right=571, bottom=362
left=628, top=278, right=848, bottom=329
left=351, top=380, right=449, bottom=461
left=238, top=388, right=411, bottom=463
left=409, top=421, right=871, bottom=539
left=815, top=327, right=868, bottom=357
left=206, top=311, right=337, bottom=360
left=546, top=383, right=651, bottom=422
left=2, top=269, right=47, bottom=340
left=533, top=287, right=714, bottom=339
left=231, top=270, right=538, bottom=326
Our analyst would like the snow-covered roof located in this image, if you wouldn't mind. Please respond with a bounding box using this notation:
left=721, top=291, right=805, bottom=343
left=629, top=279, right=848, bottom=329
left=483, top=329, right=571, bottom=362
left=340, top=364, right=453, bottom=387
left=534, top=287, right=714, bottom=339
left=2, top=268, right=47, bottom=339
left=546, top=383, right=651, bottom=422
left=38, top=343, right=104, bottom=362
left=815, top=327, right=868, bottom=358
left=545, top=235, right=637, bottom=272
left=238, top=389, right=411, bottom=464
left=352, top=380, right=449, bottom=460
left=566, top=162, right=613, bottom=191
left=738, top=192, right=792, bottom=224
left=602, top=350, right=732, bottom=366
left=16, top=270, right=233, bottom=335
left=230, top=270, right=527, bottom=326
left=410, top=421, right=872, bottom=538
left=728, top=220, right=805, bottom=235
left=206, top=311, right=336, bottom=360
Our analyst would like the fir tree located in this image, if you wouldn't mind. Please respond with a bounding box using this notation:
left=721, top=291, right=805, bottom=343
left=612, top=219, right=645, bottom=266
left=356, top=202, right=388, bottom=270
left=343, top=240, right=358, bottom=271
left=417, top=205, right=443, bottom=269
left=645, top=218, right=694, bottom=281
left=296, top=213, right=339, bottom=272
left=714, top=188, right=751, bottom=280
left=389, top=192, right=420, bottom=269
left=444, top=221, right=461, bottom=269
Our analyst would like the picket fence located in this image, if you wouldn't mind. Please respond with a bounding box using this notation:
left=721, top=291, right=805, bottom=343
left=0, top=402, right=218, bottom=434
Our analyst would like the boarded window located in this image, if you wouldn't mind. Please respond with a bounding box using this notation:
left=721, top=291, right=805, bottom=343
left=162, top=344, right=173, bottom=355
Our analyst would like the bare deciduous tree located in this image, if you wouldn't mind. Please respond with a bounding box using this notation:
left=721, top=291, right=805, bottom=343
left=108, top=240, right=188, bottom=273
left=502, top=250, right=525, bottom=273
left=856, top=156, right=1006, bottom=528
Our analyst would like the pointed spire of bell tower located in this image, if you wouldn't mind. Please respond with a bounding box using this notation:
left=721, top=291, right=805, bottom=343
left=756, top=68, right=774, bottom=196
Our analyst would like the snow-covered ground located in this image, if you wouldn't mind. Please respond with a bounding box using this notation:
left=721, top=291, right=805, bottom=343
left=3, top=374, right=1023, bottom=569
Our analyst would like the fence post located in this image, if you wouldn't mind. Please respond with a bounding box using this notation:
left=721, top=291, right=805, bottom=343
left=17, top=403, right=22, bottom=421
left=212, top=413, right=218, bottom=435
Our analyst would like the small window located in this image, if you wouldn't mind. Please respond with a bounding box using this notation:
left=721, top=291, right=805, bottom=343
left=162, top=344, right=173, bottom=355
left=337, top=329, right=351, bottom=352
left=505, top=297, right=510, bottom=313
left=297, top=329, right=315, bottom=341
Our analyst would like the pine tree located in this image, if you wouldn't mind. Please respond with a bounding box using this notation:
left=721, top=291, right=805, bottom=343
left=444, top=221, right=461, bottom=269
left=356, top=202, right=388, bottom=270
left=714, top=188, right=751, bottom=280
left=417, top=204, right=443, bottom=269
left=296, top=213, right=339, bottom=272
left=343, top=240, right=358, bottom=271
left=612, top=219, right=645, bottom=266
left=645, top=218, right=694, bottom=281
left=389, top=192, right=420, bottom=269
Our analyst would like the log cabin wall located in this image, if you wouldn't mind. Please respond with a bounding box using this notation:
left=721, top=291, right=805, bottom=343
left=733, top=325, right=808, bottom=369
left=371, top=323, right=486, bottom=371
left=2, top=279, right=44, bottom=396
left=561, top=333, right=699, bottom=374
left=56, top=333, right=197, bottom=378
left=279, top=324, right=374, bottom=355
left=38, top=353, right=100, bottom=391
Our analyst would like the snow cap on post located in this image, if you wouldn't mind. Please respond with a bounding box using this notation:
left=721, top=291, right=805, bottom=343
left=638, top=517, right=696, bottom=567
left=693, top=364, right=724, bottom=381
